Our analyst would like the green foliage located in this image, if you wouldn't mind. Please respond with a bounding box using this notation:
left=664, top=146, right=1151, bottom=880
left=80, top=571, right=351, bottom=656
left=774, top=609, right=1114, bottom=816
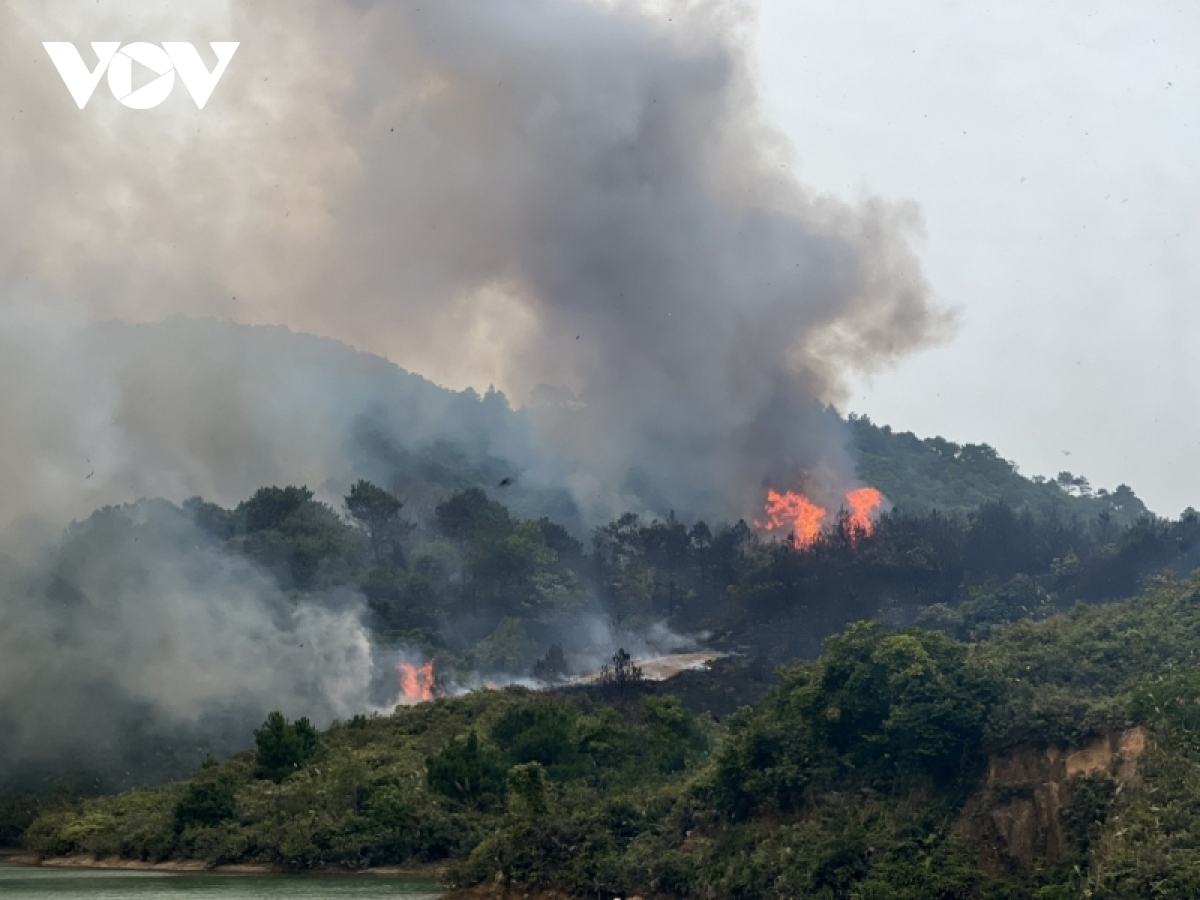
left=919, top=575, right=1053, bottom=641
left=434, top=487, right=510, bottom=545
left=491, top=704, right=578, bottom=771
left=1060, top=773, right=1117, bottom=863
left=806, top=623, right=996, bottom=773
left=425, top=731, right=508, bottom=805
left=232, top=487, right=365, bottom=589
left=850, top=414, right=1148, bottom=526
left=0, top=793, right=42, bottom=847
left=239, top=486, right=315, bottom=533
left=344, top=479, right=409, bottom=565
left=431, top=487, right=583, bottom=624
left=976, top=576, right=1200, bottom=748
left=254, top=712, right=320, bottom=782
left=173, top=771, right=240, bottom=831
left=473, top=617, right=537, bottom=672
left=1129, top=667, right=1200, bottom=759
left=640, top=694, right=711, bottom=774
left=506, top=762, right=549, bottom=819
left=24, top=525, right=1200, bottom=896
left=712, top=622, right=997, bottom=820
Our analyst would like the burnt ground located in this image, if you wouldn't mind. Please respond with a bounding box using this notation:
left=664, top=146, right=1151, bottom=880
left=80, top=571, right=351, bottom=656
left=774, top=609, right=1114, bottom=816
left=560, top=654, right=777, bottom=721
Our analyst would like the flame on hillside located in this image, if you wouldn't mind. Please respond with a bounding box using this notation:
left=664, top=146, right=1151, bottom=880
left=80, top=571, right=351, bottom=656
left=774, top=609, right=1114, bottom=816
left=399, top=660, right=435, bottom=704
left=755, top=486, right=885, bottom=548
left=755, top=490, right=828, bottom=546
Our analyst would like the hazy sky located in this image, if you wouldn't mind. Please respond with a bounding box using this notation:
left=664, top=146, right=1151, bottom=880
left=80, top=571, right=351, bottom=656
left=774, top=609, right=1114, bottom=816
left=754, top=1, right=1200, bottom=515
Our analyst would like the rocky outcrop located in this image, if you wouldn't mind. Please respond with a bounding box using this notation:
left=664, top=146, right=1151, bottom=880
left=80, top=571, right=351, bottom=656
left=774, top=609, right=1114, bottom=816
left=955, top=727, right=1147, bottom=871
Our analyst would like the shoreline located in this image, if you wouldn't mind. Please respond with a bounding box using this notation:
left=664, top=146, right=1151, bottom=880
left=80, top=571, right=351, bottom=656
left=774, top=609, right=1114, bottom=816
left=0, top=857, right=586, bottom=898
left=0, top=854, right=438, bottom=878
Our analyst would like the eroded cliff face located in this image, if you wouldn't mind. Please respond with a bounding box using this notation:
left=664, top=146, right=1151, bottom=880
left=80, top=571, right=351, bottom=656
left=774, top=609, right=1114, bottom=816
left=955, top=727, right=1148, bottom=871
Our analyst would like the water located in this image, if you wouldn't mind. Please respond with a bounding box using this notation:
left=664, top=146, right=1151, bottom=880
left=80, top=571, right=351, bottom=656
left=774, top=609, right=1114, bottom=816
left=0, top=864, right=442, bottom=900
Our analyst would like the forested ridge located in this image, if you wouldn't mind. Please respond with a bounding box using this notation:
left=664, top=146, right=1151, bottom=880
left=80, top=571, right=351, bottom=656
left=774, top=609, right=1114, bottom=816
left=6, top=415, right=1200, bottom=898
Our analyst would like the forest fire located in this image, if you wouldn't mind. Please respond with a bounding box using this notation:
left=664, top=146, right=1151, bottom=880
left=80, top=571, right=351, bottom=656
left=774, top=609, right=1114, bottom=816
left=399, top=660, right=435, bottom=704
left=846, top=487, right=885, bottom=534
left=755, top=486, right=885, bottom=548
left=755, top=490, right=829, bottom=546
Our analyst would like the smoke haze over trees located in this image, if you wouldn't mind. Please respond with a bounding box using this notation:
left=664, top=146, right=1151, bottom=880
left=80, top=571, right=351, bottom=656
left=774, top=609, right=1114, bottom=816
left=0, top=0, right=950, bottom=526
left=0, top=369, right=1186, bottom=795
left=0, top=9, right=1188, bottom=878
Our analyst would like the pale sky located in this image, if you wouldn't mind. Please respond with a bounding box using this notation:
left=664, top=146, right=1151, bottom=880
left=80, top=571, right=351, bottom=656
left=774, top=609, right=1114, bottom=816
left=754, top=1, right=1200, bottom=516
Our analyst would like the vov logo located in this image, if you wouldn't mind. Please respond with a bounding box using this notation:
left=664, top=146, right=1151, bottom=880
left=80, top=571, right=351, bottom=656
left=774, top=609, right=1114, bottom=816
left=43, top=42, right=240, bottom=110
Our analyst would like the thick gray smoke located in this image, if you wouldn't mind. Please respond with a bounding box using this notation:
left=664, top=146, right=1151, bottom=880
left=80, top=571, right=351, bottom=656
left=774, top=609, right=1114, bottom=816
left=0, top=0, right=949, bottom=782
left=1, top=0, right=946, bottom=521
left=0, top=498, right=376, bottom=790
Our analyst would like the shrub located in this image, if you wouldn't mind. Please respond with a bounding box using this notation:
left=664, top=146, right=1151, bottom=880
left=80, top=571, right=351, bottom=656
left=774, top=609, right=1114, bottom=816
left=491, top=704, right=579, bottom=770
left=711, top=622, right=998, bottom=819
left=173, top=774, right=239, bottom=831
left=426, top=731, right=507, bottom=805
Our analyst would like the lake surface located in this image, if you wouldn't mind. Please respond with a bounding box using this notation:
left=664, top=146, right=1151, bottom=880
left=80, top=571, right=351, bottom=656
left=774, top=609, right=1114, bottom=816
left=0, top=864, right=442, bottom=900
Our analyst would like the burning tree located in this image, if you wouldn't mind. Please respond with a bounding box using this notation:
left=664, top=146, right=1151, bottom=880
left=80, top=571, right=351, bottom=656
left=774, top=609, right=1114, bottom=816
left=754, top=485, right=886, bottom=548
left=398, top=659, right=436, bottom=704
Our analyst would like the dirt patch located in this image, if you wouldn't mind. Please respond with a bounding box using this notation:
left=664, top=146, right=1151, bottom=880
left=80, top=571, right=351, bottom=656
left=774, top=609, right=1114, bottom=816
left=570, top=651, right=723, bottom=684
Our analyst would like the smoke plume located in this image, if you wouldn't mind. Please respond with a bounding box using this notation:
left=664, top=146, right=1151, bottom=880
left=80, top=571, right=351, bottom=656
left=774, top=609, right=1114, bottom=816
left=2, top=0, right=947, bottom=521
left=0, top=497, right=376, bottom=790
left=0, top=0, right=950, bottom=782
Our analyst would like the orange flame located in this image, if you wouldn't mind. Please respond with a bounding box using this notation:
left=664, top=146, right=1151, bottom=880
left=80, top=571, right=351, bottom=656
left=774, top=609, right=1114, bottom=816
left=846, top=487, right=884, bottom=537
left=755, top=486, right=886, bottom=547
left=754, top=489, right=829, bottom=548
left=399, top=660, right=435, bottom=704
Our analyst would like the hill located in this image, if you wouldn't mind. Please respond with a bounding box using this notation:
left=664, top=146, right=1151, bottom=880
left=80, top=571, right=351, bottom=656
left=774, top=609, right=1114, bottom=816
left=0, top=455, right=1188, bottom=796
left=0, top=319, right=1171, bottom=829
left=80, top=317, right=580, bottom=529
left=850, top=414, right=1149, bottom=526
left=82, top=318, right=1147, bottom=530
left=15, top=574, right=1200, bottom=898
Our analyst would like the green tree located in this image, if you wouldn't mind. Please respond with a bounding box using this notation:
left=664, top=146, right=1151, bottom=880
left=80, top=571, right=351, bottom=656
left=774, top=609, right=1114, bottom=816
left=238, top=486, right=314, bottom=533
left=506, top=762, right=549, bottom=819
left=173, top=773, right=239, bottom=831
left=491, top=704, right=579, bottom=770
left=345, top=479, right=410, bottom=566
left=426, top=731, right=508, bottom=805
left=254, top=712, right=319, bottom=782
left=434, top=487, right=511, bottom=545
left=712, top=622, right=998, bottom=820
left=796, top=622, right=996, bottom=776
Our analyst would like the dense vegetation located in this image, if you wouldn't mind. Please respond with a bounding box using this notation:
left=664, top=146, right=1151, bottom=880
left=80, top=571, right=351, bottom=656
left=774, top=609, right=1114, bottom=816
left=850, top=414, right=1148, bottom=525
left=3, top=424, right=1193, bottom=794
left=18, top=574, right=1200, bottom=898
left=163, top=466, right=1195, bottom=679
left=6, top=393, right=1200, bottom=897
